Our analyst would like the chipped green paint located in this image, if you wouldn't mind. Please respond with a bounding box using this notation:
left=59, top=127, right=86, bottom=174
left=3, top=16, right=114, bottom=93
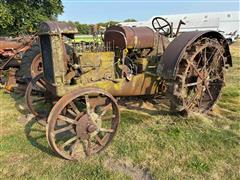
left=56, top=73, right=159, bottom=97
left=39, top=21, right=163, bottom=98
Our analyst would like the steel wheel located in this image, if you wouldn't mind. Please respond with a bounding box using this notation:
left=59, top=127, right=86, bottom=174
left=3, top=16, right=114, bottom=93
left=25, top=73, right=53, bottom=119
left=46, top=88, right=120, bottom=160
left=30, top=53, right=43, bottom=78
left=169, top=38, right=227, bottom=114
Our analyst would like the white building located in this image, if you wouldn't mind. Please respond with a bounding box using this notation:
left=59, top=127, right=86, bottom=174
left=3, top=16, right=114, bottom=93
left=120, top=11, right=240, bottom=42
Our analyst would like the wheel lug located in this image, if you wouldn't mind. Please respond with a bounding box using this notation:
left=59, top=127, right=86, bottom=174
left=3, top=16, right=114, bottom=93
left=87, top=124, right=97, bottom=133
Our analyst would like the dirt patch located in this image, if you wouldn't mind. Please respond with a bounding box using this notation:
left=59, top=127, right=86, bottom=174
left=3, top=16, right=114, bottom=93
left=0, top=128, right=11, bottom=136
left=17, top=114, right=35, bottom=125
left=104, top=159, right=153, bottom=180
left=118, top=96, right=170, bottom=115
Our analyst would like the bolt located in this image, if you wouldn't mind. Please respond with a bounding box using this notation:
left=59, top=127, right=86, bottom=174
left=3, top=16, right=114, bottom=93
left=87, top=124, right=97, bottom=133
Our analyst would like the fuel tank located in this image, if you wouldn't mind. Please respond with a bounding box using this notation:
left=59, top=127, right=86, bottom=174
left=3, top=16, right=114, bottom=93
left=104, top=26, right=155, bottom=49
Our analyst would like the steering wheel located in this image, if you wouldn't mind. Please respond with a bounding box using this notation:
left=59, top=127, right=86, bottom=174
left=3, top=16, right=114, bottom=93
left=152, top=17, right=172, bottom=36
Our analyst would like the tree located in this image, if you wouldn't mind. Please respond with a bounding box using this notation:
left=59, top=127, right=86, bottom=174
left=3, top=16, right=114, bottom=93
left=97, top=20, right=119, bottom=28
left=0, top=0, right=63, bottom=36
left=0, top=2, right=13, bottom=31
left=75, top=22, right=90, bottom=35
left=124, top=18, right=137, bottom=22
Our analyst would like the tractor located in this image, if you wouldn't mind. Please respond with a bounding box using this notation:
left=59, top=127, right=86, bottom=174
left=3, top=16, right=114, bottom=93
left=25, top=17, right=232, bottom=160
left=0, top=35, right=43, bottom=91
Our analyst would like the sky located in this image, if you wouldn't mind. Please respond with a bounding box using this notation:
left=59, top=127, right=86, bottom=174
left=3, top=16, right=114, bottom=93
left=58, top=0, right=240, bottom=24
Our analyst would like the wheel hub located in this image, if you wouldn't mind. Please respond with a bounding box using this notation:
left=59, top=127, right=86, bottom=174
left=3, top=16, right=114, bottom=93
left=75, top=112, right=101, bottom=140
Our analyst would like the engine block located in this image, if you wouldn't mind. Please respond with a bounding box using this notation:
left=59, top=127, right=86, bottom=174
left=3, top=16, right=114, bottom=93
left=77, top=51, right=115, bottom=84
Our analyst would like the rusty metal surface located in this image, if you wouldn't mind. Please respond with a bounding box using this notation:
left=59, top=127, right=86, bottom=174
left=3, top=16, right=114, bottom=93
left=26, top=20, right=234, bottom=160
left=0, top=36, right=36, bottom=70
left=167, top=37, right=226, bottom=114
left=0, top=36, right=43, bottom=90
left=25, top=73, right=56, bottom=119
left=39, top=21, right=78, bottom=38
left=30, top=53, right=43, bottom=77
left=158, top=31, right=232, bottom=80
left=0, top=36, right=32, bottom=58
left=54, top=73, right=159, bottom=97
left=0, top=41, right=22, bottom=56
left=5, top=69, right=17, bottom=92
left=46, top=87, right=120, bottom=160
left=104, top=26, right=155, bottom=49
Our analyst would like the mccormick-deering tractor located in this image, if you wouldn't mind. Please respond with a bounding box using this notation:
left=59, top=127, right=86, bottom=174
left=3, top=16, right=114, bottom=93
left=25, top=17, right=232, bottom=160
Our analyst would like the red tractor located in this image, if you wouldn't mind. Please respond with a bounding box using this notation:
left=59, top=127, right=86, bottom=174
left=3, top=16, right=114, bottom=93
left=0, top=36, right=42, bottom=91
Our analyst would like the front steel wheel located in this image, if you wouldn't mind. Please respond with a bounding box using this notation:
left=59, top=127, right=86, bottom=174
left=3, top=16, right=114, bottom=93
left=25, top=73, right=54, bottom=119
left=46, top=88, right=120, bottom=160
left=168, top=38, right=227, bottom=114
left=30, top=53, right=43, bottom=78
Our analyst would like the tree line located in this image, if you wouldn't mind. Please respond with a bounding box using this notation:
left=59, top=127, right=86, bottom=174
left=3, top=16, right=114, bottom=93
left=0, top=0, right=137, bottom=36
left=67, top=19, right=137, bottom=35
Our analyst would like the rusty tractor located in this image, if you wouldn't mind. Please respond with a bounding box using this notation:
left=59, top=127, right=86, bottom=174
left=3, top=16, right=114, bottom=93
left=25, top=18, right=232, bottom=160
left=0, top=36, right=43, bottom=91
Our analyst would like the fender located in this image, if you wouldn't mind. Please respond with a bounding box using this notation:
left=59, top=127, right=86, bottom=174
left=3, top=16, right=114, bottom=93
left=157, top=31, right=232, bottom=80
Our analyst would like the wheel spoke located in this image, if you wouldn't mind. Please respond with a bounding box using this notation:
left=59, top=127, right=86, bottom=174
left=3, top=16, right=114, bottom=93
left=186, top=89, right=200, bottom=108
left=186, top=81, right=201, bottom=87
left=187, top=60, right=203, bottom=80
left=204, top=83, right=213, bottom=100
left=87, top=139, right=91, bottom=156
left=61, top=136, right=78, bottom=149
left=32, top=97, right=45, bottom=103
left=67, top=108, right=77, bottom=117
left=58, top=115, right=78, bottom=124
left=207, top=53, right=223, bottom=75
left=70, top=140, right=80, bottom=157
left=161, top=24, right=169, bottom=28
left=197, top=88, right=204, bottom=108
left=161, top=28, right=167, bottom=34
left=54, top=125, right=73, bottom=135
left=101, top=115, right=116, bottom=121
left=81, top=140, right=91, bottom=156
left=196, top=49, right=204, bottom=68
left=208, top=76, right=223, bottom=82
left=99, top=128, right=114, bottom=133
left=95, top=134, right=104, bottom=146
left=38, top=78, right=47, bottom=88
left=69, top=101, right=80, bottom=115
left=156, top=20, right=161, bottom=29
left=85, top=95, right=91, bottom=114
left=203, top=47, right=207, bottom=61
left=33, top=84, right=46, bottom=92
left=207, top=48, right=219, bottom=64
left=100, top=103, right=112, bottom=117
left=202, top=48, right=207, bottom=71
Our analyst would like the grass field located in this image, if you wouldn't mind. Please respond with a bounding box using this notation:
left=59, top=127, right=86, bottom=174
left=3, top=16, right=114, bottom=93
left=73, top=35, right=99, bottom=43
left=0, top=40, right=239, bottom=179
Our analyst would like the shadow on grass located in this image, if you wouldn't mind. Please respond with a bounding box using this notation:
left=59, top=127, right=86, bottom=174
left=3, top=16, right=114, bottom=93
left=9, top=91, right=29, bottom=115
left=118, top=96, right=178, bottom=117
left=24, top=117, right=59, bottom=158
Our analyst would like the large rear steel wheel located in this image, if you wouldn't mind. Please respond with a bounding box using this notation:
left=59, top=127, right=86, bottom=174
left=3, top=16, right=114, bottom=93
left=168, top=38, right=227, bottom=114
left=46, top=88, right=120, bottom=160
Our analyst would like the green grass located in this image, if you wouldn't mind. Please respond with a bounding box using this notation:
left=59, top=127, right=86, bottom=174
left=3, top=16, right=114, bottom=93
left=0, top=41, right=240, bottom=179
left=74, top=35, right=93, bottom=42
left=73, top=35, right=102, bottom=43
